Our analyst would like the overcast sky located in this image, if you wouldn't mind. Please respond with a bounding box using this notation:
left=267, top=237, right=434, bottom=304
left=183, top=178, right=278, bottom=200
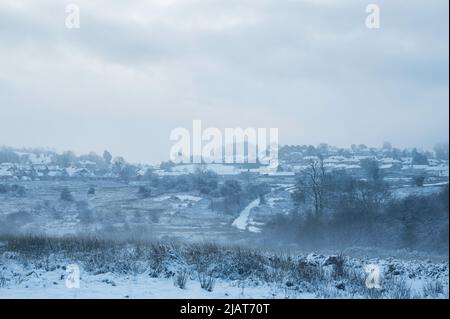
left=0, top=0, right=448, bottom=164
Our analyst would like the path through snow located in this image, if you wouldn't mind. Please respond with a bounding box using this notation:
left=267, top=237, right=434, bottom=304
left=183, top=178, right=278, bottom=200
left=232, top=198, right=260, bottom=231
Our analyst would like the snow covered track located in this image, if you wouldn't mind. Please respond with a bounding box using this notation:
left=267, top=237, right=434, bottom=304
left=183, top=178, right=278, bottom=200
left=232, top=198, right=260, bottom=231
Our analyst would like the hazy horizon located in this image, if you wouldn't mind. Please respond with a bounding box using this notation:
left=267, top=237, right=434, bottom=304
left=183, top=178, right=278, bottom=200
left=1, top=139, right=447, bottom=166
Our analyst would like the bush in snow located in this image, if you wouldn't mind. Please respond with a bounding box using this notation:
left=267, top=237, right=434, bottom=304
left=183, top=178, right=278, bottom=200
left=0, top=184, right=26, bottom=196
left=423, top=280, right=444, bottom=298
left=412, top=174, right=426, bottom=187
left=323, top=254, right=346, bottom=278
left=60, top=187, right=74, bottom=202
left=137, top=186, right=151, bottom=199
left=173, top=269, right=189, bottom=289
left=0, top=276, right=6, bottom=288
left=383, top=277, right=412, bottom=299
left=193, top=168, right=218, bottom=195
left=198, top=272, right=215, bottom=292
left=0, top=235, right=447, bottom=299
left=0, top=184, right=8, bottom=193
left=220, top=179, right=243, bottom=214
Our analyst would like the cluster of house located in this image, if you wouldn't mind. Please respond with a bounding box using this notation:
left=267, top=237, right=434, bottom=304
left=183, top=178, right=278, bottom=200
left=0, top=147, right=448, bottom=181
left=0, top=162, right=91, bottom=180
left=283, top=155, right=448, bottom=179
left=278, top=145, right=449, bottom=181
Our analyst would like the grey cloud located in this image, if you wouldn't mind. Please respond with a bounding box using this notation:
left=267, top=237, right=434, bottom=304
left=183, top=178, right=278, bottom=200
left=0, top=0, right=448, bottom=163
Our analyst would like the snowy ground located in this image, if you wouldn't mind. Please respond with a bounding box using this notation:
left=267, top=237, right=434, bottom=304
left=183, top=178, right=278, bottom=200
left=0, top=180, right=299, bottom=246
left=0, top=179, right=445, bottom=242
left=0, top=180, right=448, bottom=299
left=0, top=238, right=448, bottom=299
left=0, top=267, right=308, bottom=299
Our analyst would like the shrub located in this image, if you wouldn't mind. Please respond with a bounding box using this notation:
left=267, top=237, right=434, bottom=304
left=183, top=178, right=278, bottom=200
left=412, top=174, right=426, bottom=187
left=194, top=169, right=218, bottom=194
left=423, top=280, right=444, bottom=298
left=220, top=179, right=243, bottom=213
left=0, top=184, right=26, bottom=196
left=174, top=269, right=189, bottom=289
left=15, top=186, right=26, bottom=197
left=60, top=187, right=74, bottom=201
left=198, top=272, right=215, bottom=292
left=297, top=258, right=322, bottom=281
left=323, top=253, right=346, bottom=278
left=0, top=272, right=6, bottom=288
left=383, top=278, right=412, bottom=299
left=0, top=184, right=8, bottom=193
left=137, top=186, right=151, bottom=198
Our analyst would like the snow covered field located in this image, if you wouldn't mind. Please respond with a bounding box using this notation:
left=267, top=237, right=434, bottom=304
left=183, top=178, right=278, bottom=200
left=0, top=237, right=448, bottom=299
left=0, top=179, right=448, bottom=299
left=0, top=180, right=298, bottom=246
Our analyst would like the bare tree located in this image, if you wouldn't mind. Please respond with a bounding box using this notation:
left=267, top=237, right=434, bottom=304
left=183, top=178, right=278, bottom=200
left=293, top=157, right=327, bottom=216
